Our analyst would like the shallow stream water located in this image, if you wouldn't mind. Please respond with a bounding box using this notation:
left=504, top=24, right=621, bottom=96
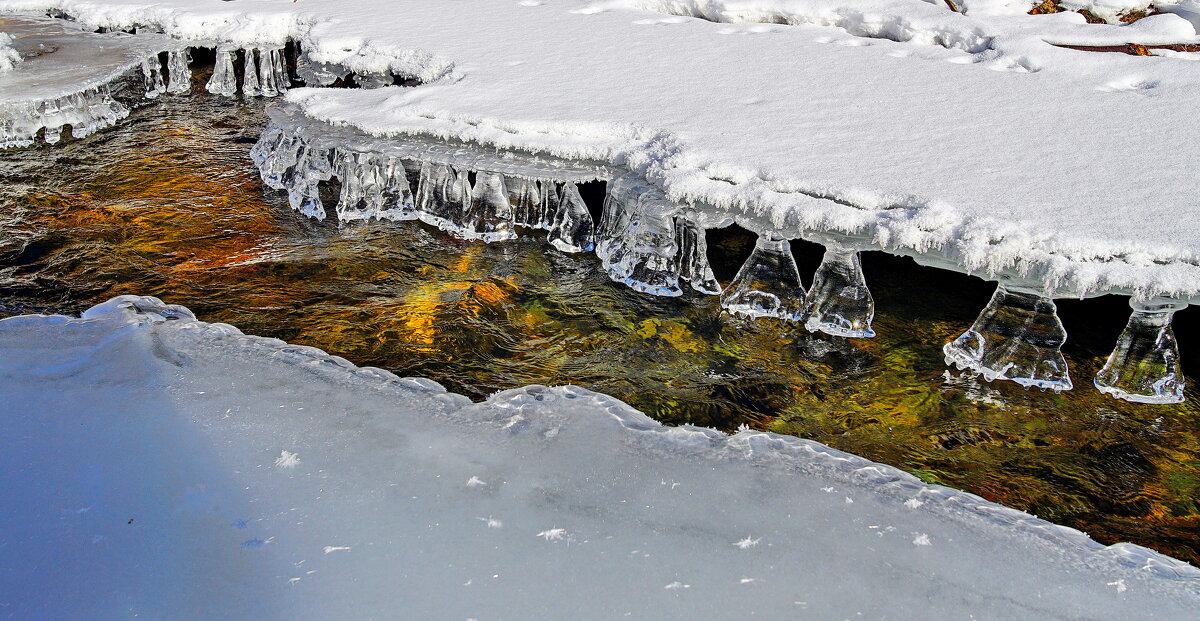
left=1, top=91, right=1197, bottom=565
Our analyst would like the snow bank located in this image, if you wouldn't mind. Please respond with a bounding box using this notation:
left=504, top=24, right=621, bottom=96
left=0, top=295, right=1197, bottom=618
left=2, top=1, right=1200, bottom=299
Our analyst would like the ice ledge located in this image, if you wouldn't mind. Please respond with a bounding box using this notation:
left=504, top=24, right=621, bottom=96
left=10, top=294, right=1199, bottom=587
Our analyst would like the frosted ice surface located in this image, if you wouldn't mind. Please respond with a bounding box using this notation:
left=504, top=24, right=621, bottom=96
left=0, top=32, right=19, bottom=73
left=0, top=296, right=1197, bottom=619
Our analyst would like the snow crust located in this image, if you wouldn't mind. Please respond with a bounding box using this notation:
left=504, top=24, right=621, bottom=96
left=1, top=295, right=1198, bottom=618
left=2, top=1, right=1200, bottom=299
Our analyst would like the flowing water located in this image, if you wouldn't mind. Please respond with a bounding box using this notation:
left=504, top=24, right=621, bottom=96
left=1, top=91, right=1198, bottom=566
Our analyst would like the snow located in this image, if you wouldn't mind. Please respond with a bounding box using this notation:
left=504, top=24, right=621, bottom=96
left=0, top=295, right=1198, bottom=618
left=0, top=31, right=19, bottom=72
left=1, top=1, right=1197, bottom=300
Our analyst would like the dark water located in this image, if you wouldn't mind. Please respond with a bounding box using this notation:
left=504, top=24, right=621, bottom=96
left=1, top=92, right=1197, bottom=566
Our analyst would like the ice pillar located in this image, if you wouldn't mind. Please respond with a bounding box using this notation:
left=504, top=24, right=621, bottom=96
left=721, top=234, right=805, bottom=321
left=803, top=243, right=874, bottom=338
left=242, top=49, right=263, bottom=97
left=510, top=177, right=545, bottom=229
left=674, top=213, right=721, bottom=295
left=165, top=49, right=192, bottom=95
left=1095, top=298, right=1186, bottom=404
left=415, top=162, right=470, bottom=232
left=258, top=48, right=289, bottom=97
left=943, top=282, right=1072, bottom=391
left=141, top=56, right=166, bottom=99
left=206, top=45, right=238, bottom=97
left=547, top=183, right=595, bottom=253
left=464, top=172, right=517, bottom=242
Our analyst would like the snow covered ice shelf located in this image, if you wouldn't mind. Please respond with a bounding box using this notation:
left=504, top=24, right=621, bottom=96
left=1, top=295, right=1199, bottom=619
left=0, top=14, right=189, bottom=148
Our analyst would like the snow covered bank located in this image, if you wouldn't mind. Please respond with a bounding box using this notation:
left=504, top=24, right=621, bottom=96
left=0, top=296, right=1198, bottom=618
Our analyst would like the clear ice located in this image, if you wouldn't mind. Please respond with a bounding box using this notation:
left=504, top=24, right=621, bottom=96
left=141, top=56, right=166, bottom=99
left=206, top=45, right=239, bottom=97
left=1095, top=299, right=1186, bottom=404
left=548, top=183, right=595, bottom=253
left=465, top=171, right=518, bottom=242
left=721, top=234, right=806, bottom=321
left=943, top=283, right=1072, bottom=391
left=165, top=49, right=192, bottom=95
left=674, top=212, right=721, bottom=295
left=803, top=243, right=874, bottom=338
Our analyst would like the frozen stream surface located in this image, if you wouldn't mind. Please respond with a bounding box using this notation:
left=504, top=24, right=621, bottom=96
left=0, top=296, right=1198, bottom=619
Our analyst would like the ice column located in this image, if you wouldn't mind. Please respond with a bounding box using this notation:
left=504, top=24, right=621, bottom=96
left=510, top=177, right=544, bottom=229
left=141, top=56, right=166, bottom=99
left=165, top=49, right=192, bottom=95
left=600, top=191, right=681, bottom=297
left=376, top=158, right=417, bottom=221
left=1095, top=298, right=1186, bottom=404
left=283, top=144, right=334, bottom=220
left=943, top=282, right=1072, bottom=391
left=673, top=213, right=721, bottom=295
left=334, top=151, right=385, bottom=221
left=803, top=243, right=875, bottom=338
left=415, top=162, right=470, bottom=231
left=721, top=234, right=806, bottom=321
left=206, top=46, right=238, bottom=97
left=255, top=48, right=289, bottom=97
left=547, top=183, right=595, bottom=253
left=242, top=49, right=263, bottom=97
left=464, top=172, right=517, bottom=242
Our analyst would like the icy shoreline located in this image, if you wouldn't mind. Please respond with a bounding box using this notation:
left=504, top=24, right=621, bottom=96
left=0, top=295, right=1198, bottom=618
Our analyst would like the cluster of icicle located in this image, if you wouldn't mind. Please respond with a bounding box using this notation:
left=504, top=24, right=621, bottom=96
left=1, top=48, right=190, bottom=149
left=205, top=45, right=289, bottom=98
left=943, top=285, right=1186, bottom=403
left=249, top=122, right=879, bottom=336
left=250, top=123, right=1186, bottom=405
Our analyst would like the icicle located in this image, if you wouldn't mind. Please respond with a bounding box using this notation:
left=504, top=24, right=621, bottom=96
left=603, top=195, right=681, bottom=297
left=259, top=47, right=288, bottom=97
left=673, top=213, right=721, bottom=295
left=165, top=49, right=192, bottom=95
left=376, top=157, right=417, bottom=221
left=242, top=49, right=263, bottom=97
left=1095, top=298, right=1186, bottom=404
left=547, top=183, right=595, bottom=253
left=334, top=151, right=386, bottom=221
left=943, top=282, right=1072, bottom=391
left=141, top=56, right=166, bottom=99
left=282, top=144, right=333, bottom=220
left=595, top=175, right=645, bottom=262
left=415, top=162, right=470, bottom=232
left=464, top=172, right=517, bottom=242
left=721, top=233, right=805, bottom=321
left=510, top=177, right=544, bottom=229
left=537, top=180, right=562, bottom=230
left=206, top=46, right=238, bottom=97
left=803, top=243, right=875, bottom=338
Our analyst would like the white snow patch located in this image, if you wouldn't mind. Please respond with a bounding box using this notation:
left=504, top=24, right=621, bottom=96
left=275, top=450, right=301, bottom=469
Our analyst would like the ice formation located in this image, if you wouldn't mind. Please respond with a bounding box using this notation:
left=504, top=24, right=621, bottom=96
left=1, top=296, right=1198, bottom=618
left=0, top=15, right=189, bottom=148
left=943, top=282, right=1074, bottom=392
left=721, top=234, right=807, bottom=321
left=1095, top=298, right=1187, bottom=403
left=205, top=45, right=290, bottom=99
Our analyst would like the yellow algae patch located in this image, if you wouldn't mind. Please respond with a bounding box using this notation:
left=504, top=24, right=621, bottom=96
left=635, top=318, right=705, bottom=353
